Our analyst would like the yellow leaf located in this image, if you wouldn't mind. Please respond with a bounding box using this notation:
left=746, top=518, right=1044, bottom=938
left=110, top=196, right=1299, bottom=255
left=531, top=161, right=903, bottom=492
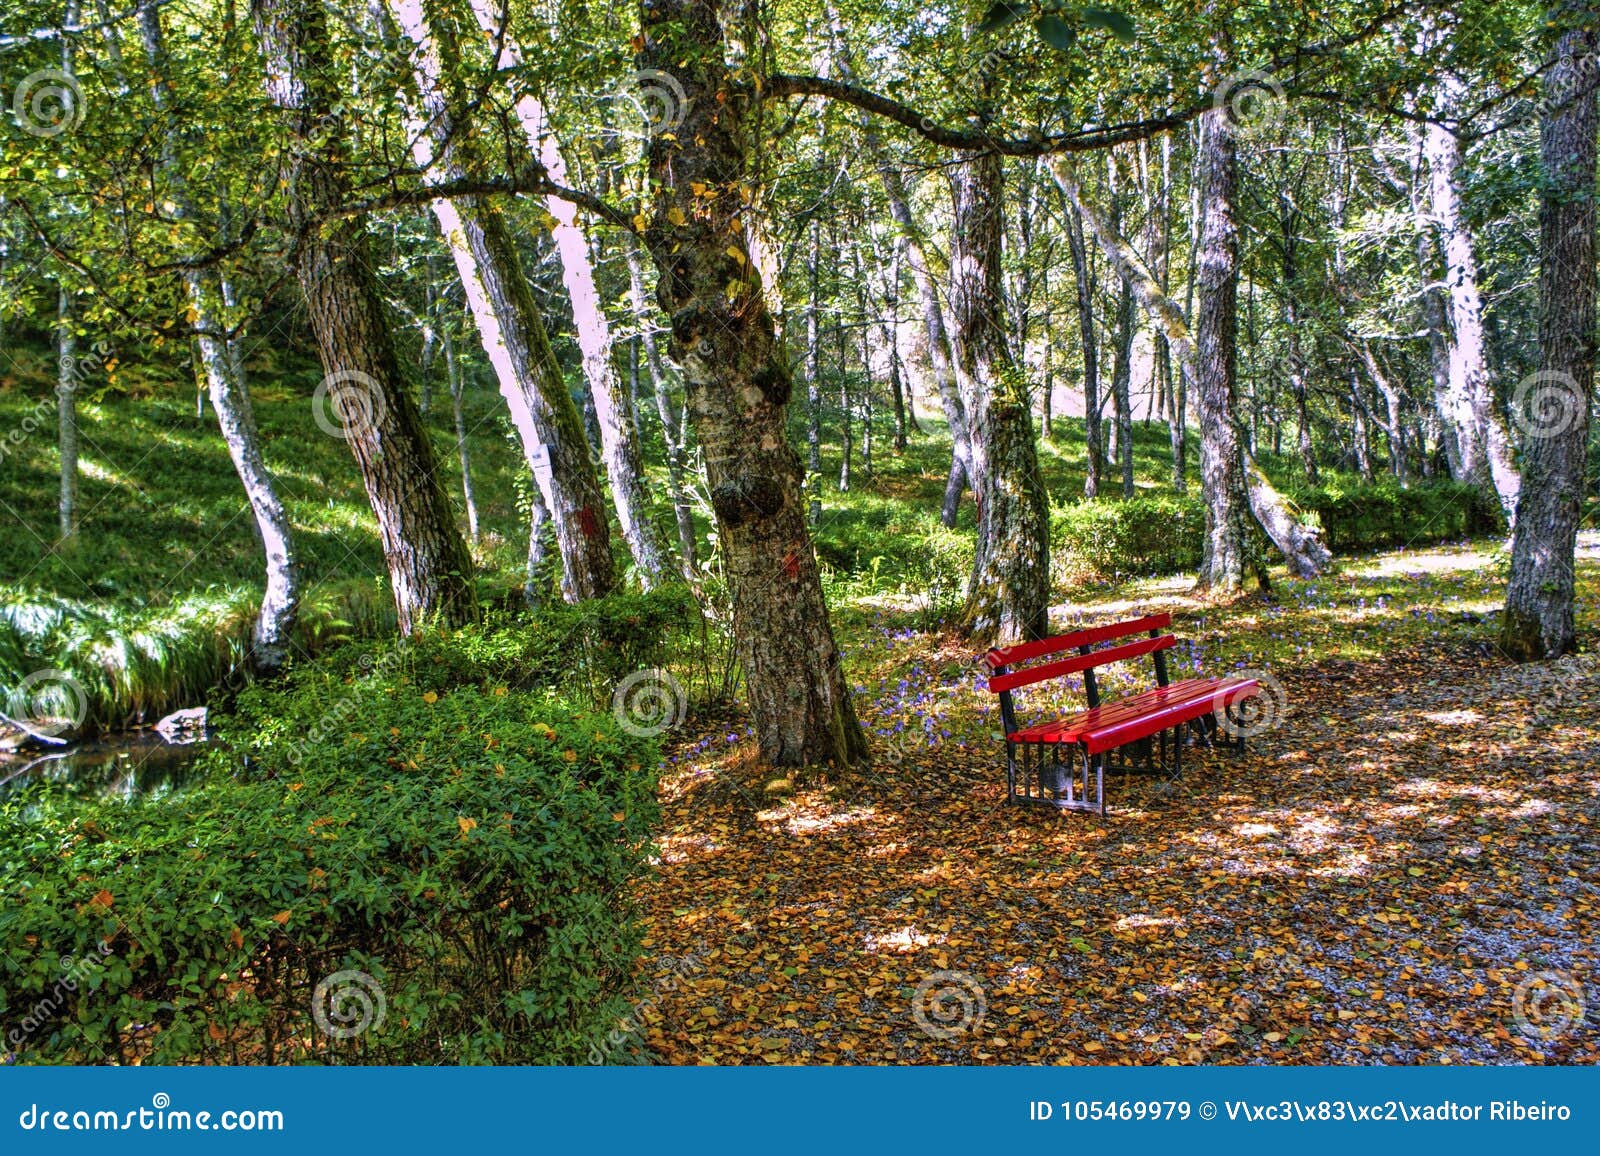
left=91, top=889, right=114, bottom=909
left=228, top=926, right=244, bottom=949
left=563, top=749, right=578, bottom=762
left=726, top=245, right=746, bottom=265
left=457, top=816, right=478, bottom=835
left=667, top=207, right=687, bottom=227
left=271, top=910, right=291, bottom=925
left=422, top=691, right=439, bottom=704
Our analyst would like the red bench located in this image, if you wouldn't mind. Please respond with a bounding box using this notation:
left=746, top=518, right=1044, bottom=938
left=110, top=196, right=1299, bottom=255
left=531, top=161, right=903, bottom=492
left=982, top=613, right=1259, bottom=815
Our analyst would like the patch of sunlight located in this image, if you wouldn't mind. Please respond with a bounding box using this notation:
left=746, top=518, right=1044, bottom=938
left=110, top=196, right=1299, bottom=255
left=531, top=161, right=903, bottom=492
left=1423, top=709, right=1485, bottom=726
left=755, top=806, right=883, bottom=832
left=1393, top=779, right=1518, bottom=804
left=1351, top=547, right=1492, bottom=578
left=865, top=925, right=941, bottom=954
left=78, top=458, right=129, bottom=487
left=1052, top=581, right=1198, bottom=619
left=1113, top=913, right=1182, bottom=933
left=657, top=833, right=721, bottom=864
left=1286, top=815, right=1342, bottom=852
left=1372, top=804, right=1424, bottom=821
left=1234, top=822, right=1280, bottom=838
left=1507, top=799, right=1556, bottom=819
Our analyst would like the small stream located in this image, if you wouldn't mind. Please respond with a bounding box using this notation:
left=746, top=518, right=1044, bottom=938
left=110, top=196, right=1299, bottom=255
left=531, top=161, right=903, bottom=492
left=0, top=730, right=217, bottom=802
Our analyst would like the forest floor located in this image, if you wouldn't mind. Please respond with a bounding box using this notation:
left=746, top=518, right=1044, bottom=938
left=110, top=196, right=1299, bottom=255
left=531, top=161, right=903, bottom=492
left=638, top=536, right=1600, bottom=1065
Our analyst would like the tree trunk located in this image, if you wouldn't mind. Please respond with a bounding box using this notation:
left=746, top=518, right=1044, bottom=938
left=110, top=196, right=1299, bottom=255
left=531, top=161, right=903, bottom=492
left=948, top=145, right=1050, bottom=642
left=877, top=231, right=910, bottom=451
left=1279, top=217, right=1320, bottom=486
left=54, top=9, right=79, bottom=545
left=465, top=0, right=667, bottom=585
left=1063, top=200, right=1103, bottom=498
left=1501, top=6, right=1597, bottom=660
left=524, top=485, right=554, bottom=610
left=388, top=0, right=615, bottom=603
left=1192, top=108, right=1256, bottom=590
left=1420, top=49, right=1521, bottom=522
left=1360, top=340, right=1409, bottom=479
left=1110, top=272, right=1137, bottom=498
left=805, top=219, right=824, bottom=524
left=55, top=287, right=78, bottom=545
left=251, top=0, right=475, bottom=633
left=638, top=0, right=866, bottom=766
left=140, top=0, right=300, bottom=669
left=1350, top=370, right=1376, bottom=484
left=1406, top=122, right=1467, bottom=478
left=443, top=326, right=479, bottom=543
left=625, top=232, right=698, bottom=576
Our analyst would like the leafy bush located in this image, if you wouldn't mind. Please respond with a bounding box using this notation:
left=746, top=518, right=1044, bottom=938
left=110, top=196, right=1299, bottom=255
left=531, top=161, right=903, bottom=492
left=1054, top=494, right=1207, bottom=579
left=311, top=585, right=730, bottom=711
left=0, top=664, right=658, bottom=1065
left=1293, top=480, right=1500, bottom=551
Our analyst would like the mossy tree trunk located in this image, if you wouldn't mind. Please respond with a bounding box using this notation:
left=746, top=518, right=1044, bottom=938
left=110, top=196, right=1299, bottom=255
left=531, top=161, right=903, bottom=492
left=251, top=0, right=476, bottom=633
left=637, top=0, right=866, bottom=766
left=1501, top=4, right=1597, bottom=660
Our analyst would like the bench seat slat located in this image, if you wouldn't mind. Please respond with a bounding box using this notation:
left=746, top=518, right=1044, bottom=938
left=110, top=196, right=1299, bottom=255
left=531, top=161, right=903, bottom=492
left=1006, top=676, right=1259, bottom=753
left=986, top=634, right=1177, bottom=693
left=986, top=612, right=1171, bottom=670
left=1005, top=678, right=1222, bottom=742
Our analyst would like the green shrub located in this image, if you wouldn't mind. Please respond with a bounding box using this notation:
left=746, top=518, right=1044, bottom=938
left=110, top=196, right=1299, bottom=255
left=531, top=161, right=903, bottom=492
left=1054, top=494, right=1207, bottom=579
left=310, top=585, right=727, bottom=711
left=0, top=664, right=658, bottom=1065
left=1294, top=480, right=1500, bottom=551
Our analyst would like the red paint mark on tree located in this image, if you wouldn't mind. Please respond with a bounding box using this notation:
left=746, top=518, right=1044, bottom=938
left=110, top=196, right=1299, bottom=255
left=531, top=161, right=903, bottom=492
left=578, top=506, right=601, bottom=540
left=782, top=550, right=801, bottom=579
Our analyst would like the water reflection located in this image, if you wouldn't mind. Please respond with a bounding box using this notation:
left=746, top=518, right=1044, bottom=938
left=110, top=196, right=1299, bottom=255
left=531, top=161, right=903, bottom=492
left=0, top=732, right=215, bottom=802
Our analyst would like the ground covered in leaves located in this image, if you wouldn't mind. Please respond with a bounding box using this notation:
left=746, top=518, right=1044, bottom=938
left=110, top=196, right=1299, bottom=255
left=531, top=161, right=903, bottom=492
left=635, top=537, right=1599, bottom=1065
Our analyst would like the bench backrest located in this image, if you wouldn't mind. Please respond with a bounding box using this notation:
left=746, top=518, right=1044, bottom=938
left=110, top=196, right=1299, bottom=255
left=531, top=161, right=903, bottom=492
left=984, top=614, right=1174, bottom=717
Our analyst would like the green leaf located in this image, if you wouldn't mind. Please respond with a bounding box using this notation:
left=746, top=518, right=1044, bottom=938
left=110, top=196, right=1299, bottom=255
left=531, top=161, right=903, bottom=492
left=1081, top=6, right=1136, bottom=42
left=976, top=2, right=1028, bottom=34
left=1036, top=15, right=1077, bottom=51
